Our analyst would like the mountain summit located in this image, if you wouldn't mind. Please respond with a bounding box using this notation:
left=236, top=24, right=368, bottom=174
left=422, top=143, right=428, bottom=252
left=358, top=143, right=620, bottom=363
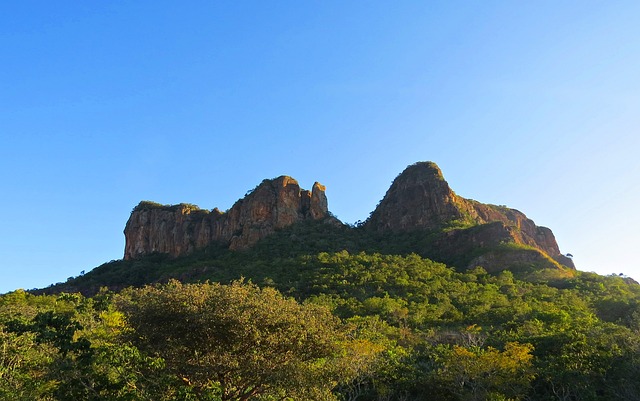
left=124, top=176, right=331, bottom=259
left=123, top=161, right=574, bottom=272
left=364, top=162, right=574, bottom=270
left=366, top=162, right=470, bottom=231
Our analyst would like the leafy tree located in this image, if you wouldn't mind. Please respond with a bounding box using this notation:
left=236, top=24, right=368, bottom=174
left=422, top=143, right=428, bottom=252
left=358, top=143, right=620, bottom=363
left=8, top=246, right=640, bottom=400
left=432, top=342, right=535, bottom=401
left=0, top=329, right=56, bottom=400
left=1, top=291, right=169, bottom=401
left=116, top=280, right=352, bottom=401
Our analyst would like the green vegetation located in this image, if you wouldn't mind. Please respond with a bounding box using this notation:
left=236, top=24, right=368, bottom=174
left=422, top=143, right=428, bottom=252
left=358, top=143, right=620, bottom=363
left=117, top=280, right=352, bottom=400
left=133, top=201, right=208, bottom=214
left=5, top=220, right=640, bottom=400
left=4, top=246, right=640, bottom=400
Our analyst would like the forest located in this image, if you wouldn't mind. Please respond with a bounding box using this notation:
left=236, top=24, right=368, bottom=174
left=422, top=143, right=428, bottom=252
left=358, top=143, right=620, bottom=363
left=3, top=239, right=640, bottom=400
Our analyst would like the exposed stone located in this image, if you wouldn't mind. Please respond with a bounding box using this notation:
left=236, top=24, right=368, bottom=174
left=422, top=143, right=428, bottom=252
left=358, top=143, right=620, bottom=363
left=124, top=161, right=574, bottom=273
left=123, top=177, right=330, bottom=260
left=364, top=161, right=575, bottom=270
left=467, top=248, right=561, bottom=274
left=310, top=182, right=328, bottom=220
left=123, top=203, right=215, bottom=260
left=225, top=176, right=320, bottom=250
left=367, top=162, right=466, bottom=231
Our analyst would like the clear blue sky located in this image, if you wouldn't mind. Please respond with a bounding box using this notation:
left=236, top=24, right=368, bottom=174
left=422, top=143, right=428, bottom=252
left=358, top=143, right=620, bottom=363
left=2, top=1, right=639, bottom=293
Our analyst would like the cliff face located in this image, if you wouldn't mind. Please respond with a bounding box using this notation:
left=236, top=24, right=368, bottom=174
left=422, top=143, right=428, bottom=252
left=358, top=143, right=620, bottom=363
left=124, top=161, right=574, bottom=273
left=123, top=176, right=330, bottom=260
left=365, top=162, right=574, bottom=270
left=123, top=204, right=217, bottom=260
left=366, top=162, right=467, bottom=231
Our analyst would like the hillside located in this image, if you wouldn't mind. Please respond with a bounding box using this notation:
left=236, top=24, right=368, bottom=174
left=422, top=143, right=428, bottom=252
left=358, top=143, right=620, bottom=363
left=48, top=161, right=574, bottom=295
left=4, top=162, right=640, bottom=400
left=6, top=251, right=640, bottom=400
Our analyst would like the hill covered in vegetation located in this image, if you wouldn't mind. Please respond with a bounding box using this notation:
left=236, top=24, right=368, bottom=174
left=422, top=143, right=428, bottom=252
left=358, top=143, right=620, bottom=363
left=3, top=162, right=639, bottom=400
left=43, top=161, right=578, bottom=296
left=4, top=251, right=640, bottom=400
left=120, top=161, right=573, bottom=276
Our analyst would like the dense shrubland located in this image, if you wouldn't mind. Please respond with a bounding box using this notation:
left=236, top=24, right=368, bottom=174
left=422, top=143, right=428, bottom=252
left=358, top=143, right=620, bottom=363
left=3, top=247, right=640, bottom=400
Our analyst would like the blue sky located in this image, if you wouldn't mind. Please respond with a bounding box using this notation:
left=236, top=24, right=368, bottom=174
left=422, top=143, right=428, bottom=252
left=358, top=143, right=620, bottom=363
left=1, top=1, right=639, bottom=292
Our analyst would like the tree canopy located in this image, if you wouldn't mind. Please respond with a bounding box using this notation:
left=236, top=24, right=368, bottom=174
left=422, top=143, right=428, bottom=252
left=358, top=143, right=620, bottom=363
left=3, top=250, right=640, bottom=400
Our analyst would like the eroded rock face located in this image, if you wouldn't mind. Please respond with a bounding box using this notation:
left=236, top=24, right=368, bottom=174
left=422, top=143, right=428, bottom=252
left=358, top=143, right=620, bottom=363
left=124, top=162, right=574, bottom=273
left=123, top=204, right=218, bottom=260
left=123, top=176, right=330, bottom=260
left=367, top=162, right=466, bottom=231
left=310, top=182, right=328, bottom=220
left=224, top=177, right=329, bottom=250
left=365, top=162, right=574, bottom=269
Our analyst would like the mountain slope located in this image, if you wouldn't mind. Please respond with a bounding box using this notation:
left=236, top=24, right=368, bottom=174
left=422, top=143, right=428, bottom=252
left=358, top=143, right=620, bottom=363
left=41, top=161, right=578, bottom=295
left=364, top=162, right=574, bottom=271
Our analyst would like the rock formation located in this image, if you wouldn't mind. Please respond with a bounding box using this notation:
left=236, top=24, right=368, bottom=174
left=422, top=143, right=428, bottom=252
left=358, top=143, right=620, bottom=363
left=365, top=162, right=574, bottom=270
left=366, top=162, right=471, bottom=231
left=124, top=176, right=330, bottom=260
left=123, top=161, right=574, bottom=273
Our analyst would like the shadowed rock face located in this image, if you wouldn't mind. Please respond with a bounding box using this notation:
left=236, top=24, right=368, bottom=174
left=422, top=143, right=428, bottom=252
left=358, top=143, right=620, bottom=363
left=123, top=176, right=329, bottom=260
left=364, top=162, right=574, bottom=270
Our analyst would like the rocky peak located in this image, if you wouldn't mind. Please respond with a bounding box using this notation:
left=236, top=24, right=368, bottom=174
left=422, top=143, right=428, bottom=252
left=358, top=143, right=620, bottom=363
left=123, top=176, right=330, bottom=260
left=224, top=176, right=330, bottom=250
left=310, top=182, right=328, bottom=219
left=123, top=161, right=573, bottom=273
left=365, top=161, right=574, bottom=270
left=366, top=162, right=468, bottom=231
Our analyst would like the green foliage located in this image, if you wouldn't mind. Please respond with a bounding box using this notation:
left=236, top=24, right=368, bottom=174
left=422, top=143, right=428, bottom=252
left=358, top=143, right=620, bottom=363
left=116, top=280, right=351, bottom=401
left=7, top=217, right=640, bottom=400
left=0, top=329, right=57, bottom=400
left=0, top=291, right=170, bottom=400
left=133, top=201, right=206, bottom=214
left=431, top=342, right=535, bottom=401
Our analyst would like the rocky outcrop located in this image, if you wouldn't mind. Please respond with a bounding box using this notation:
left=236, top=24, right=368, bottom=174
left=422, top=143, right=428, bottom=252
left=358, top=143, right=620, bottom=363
left=124, top=176, right=330, bottom=260
left=224, top=177, right=329, bottom=250
left=123, top=203, right=217, bottom=260
left=124, top=161, right=574, bottom=273
left=466, top=247, right=562, bottom=274
left=365, top=162, right=574, bottom=270
left=366, top=162, right=467, bottom=231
